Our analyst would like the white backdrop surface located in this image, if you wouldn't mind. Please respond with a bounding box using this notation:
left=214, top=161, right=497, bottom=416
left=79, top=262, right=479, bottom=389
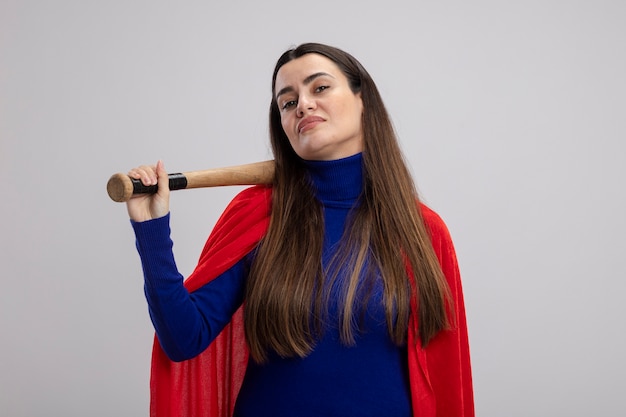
left=1, top=1, right=625, bottom=416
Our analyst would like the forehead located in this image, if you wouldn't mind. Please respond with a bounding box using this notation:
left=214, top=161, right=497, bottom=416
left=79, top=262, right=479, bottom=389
left=274, top=53, right=345, bottom=91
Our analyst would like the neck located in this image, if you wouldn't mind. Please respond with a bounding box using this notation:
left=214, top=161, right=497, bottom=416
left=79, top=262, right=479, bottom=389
left=303, top=153, right=363, bottom=204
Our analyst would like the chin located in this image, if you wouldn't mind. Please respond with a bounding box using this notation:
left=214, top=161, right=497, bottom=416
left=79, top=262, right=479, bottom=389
left=292, top=144, right=328, bottom=161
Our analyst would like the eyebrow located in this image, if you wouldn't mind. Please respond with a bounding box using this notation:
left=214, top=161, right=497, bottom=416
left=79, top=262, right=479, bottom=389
left=275, top=72, right=335, bottom=100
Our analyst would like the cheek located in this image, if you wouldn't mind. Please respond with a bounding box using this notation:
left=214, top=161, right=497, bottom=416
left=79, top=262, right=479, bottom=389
left=348, top=102, right=363, bottom=132
left=336, top=103, right=360, bottom=131
left=280, top=114, right=295, bottom=138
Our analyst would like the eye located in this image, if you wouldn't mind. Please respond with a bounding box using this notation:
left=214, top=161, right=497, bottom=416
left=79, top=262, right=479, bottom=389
left=315, top=85, right=329, bottom=93
left=281, top=100, right=297, bottom=110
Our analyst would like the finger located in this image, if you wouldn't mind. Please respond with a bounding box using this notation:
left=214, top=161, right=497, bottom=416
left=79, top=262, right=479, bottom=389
left=128, top=165, right=157, bottom=186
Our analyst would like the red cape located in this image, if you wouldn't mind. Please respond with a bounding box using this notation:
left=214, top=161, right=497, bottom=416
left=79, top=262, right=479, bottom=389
left=150, top=185, right=474, bottom=417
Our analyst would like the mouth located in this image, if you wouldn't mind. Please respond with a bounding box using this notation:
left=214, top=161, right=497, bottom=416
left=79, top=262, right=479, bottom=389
left=297, top=116, right=324, bottom=134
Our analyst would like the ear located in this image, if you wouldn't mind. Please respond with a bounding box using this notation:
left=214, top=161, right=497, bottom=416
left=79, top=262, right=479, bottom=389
left=355, top=92, right=364, bottom=114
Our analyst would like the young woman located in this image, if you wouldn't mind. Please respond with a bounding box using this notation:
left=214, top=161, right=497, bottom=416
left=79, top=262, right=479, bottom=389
left=127, top=43, right=474, bottom=417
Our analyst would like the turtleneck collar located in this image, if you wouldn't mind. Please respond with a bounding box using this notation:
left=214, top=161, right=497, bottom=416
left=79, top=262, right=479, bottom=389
left=303, top=153, right=364, bottom=206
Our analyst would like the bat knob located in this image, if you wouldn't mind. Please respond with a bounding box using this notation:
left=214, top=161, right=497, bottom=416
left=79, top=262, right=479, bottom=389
left=107, top=173, right=134, bottom=202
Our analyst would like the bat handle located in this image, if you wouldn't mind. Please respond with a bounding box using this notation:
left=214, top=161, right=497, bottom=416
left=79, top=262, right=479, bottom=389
left=106, top=173, right=188, bottom=202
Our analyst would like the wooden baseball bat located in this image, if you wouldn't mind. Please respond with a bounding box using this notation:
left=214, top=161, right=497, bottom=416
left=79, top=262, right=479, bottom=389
left=106, top=160, right=275, bottom=202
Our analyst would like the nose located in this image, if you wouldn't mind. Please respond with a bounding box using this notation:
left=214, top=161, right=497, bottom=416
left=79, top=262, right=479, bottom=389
left=296, top=93, right=315, bottom=116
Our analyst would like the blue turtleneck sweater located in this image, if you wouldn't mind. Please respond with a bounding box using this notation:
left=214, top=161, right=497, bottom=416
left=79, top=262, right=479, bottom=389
left=132, top=153, right=411, bottom=417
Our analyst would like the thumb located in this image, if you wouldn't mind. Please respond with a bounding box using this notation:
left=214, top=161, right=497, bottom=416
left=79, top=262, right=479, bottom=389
left=155, top=160, right=169, bottom=190
left=151, top=160, right=170, bottom=218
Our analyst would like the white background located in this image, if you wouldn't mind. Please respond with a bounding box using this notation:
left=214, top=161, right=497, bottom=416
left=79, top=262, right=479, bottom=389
left=1, top=1, right=625, bottom=416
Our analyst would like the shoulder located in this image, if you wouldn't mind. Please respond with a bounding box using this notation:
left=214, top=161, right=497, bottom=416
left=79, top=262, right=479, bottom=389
left=419, top=203, right=452, bottom=242
left=193, top=186, right=272, bottom=276
left=223, top=185, right=272, bottom=215
left=418, top=203, right=459, bottom=266
left=418, top=204, right=462, bottom=293
left=231, top=184, right=273, bottom=203
left=207, top=185, right=272, bottom=236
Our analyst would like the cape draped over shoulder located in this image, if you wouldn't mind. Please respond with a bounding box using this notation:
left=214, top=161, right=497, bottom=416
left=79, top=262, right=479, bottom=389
left=149, top=185, right=474, bottom=417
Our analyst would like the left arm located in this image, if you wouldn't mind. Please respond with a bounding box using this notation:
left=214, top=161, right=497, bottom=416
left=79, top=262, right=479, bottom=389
left=422, top=206, right=475, bottom=417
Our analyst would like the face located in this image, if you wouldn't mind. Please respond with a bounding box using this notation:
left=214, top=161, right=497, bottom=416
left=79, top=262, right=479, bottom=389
left=274, top=53, right=364, bottom=161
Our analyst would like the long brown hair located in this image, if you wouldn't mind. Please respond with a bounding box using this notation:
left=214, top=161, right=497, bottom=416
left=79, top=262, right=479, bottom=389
left=245, top=43, right=451, bottom=363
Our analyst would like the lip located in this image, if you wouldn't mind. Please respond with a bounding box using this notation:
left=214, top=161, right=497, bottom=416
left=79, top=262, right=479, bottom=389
left=297, top=116, right=325, bottom=134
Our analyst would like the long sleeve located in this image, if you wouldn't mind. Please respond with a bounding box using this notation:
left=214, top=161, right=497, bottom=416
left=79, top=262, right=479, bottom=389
left=146, top=185, right=272, bottom=417
left=132, top=214, right=247, bottom=362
